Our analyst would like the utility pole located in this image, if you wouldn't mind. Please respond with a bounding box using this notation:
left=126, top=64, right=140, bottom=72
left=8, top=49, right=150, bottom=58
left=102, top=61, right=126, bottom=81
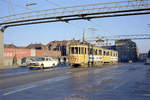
left=82, top=28, right=86, bottom=43
left=88, top=28, right=98, bottom=43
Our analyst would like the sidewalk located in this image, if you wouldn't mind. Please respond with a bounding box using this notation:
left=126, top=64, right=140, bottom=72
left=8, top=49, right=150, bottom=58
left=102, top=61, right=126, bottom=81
left=0, top=65, right=19, bottom=70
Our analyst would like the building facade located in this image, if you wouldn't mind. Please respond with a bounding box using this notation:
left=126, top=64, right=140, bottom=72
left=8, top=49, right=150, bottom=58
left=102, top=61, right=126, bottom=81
left=103, top=39, right=139, bottom=62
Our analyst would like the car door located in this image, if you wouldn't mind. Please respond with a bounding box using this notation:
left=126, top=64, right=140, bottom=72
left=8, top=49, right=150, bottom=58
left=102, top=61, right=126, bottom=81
left=48, top=58, right=52, bottom=67
left=45, top=58, right=49, bottom=67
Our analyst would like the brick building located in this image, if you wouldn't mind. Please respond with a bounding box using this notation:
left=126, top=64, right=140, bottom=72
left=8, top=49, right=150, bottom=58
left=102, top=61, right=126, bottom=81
left=47, top=40, right=80, bottom=56
left=4, top=43, right=61, bottom=66
left=26, top=43, right=47, bottom=50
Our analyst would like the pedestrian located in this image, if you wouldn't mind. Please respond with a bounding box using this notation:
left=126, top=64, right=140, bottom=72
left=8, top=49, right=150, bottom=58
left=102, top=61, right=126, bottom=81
left=13, top=55, right=17, bottom=66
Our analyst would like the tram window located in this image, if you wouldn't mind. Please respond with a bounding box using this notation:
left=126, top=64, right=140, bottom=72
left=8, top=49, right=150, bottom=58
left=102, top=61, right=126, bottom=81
left=71, top=47, right=74, bottom=54
left=79, top=47, right=80, bottom=54
left=104, top=51, right=106, bottom=56
left=110, top=52, right=112, bottom=56
left=75, top=47, right=78, bottom=54
left=83, top=47, right=84, bottom=54
left=85, top=48, right=87, bottom=54
left=106, top=51, right=108, bottom=56
left=107, top=51, right=109, bottom=56
left=81, top=47, right=84, bottom=54
left=69, top=47, right=70, bottom=54
left=113, top=53, right=116, bottom=56
left=99, top=50, right=102, bottom=55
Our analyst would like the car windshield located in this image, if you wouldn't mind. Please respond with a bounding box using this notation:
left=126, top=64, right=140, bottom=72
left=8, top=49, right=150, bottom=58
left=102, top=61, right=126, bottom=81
left=35, top=57, right=45, bottom=61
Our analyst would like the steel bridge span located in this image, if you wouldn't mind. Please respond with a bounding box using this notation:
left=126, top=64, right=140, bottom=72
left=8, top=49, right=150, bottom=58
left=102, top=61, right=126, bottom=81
left=0, top=0, right=150, bottom=67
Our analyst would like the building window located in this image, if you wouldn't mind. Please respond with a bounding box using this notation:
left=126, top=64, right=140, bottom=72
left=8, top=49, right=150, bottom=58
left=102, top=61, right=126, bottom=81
left=48, top=45, right=52, bottom=50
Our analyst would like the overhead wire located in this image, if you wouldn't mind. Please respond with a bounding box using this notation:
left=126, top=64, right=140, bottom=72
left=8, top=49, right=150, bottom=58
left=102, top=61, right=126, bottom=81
left=0, top=0, right=27, bottom=10
left=44, top=0, right=113, bottom=38
left=44, top=0, right=83, bottom=40
left=44, top=0, right=83, bottom=29
left=89, top=20, right=113, bottom=36
left=45, top=0, right=60, bottom=7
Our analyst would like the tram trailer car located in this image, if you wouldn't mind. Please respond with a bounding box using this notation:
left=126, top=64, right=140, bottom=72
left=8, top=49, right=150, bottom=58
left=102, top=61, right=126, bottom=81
left=68, top=43, right=118, bottom=67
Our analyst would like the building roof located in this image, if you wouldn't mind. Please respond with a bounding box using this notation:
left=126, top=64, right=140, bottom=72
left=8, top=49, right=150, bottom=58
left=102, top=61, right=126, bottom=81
left=47, top=40, right=80, bottom=46
left=26, top=43, right=46, bottom=50
left=4, top=44, right=17, bottom=48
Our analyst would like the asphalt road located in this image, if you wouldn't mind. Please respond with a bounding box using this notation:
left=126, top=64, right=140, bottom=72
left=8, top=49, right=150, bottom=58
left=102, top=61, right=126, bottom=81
left=0, top=63, right=150, bottom=100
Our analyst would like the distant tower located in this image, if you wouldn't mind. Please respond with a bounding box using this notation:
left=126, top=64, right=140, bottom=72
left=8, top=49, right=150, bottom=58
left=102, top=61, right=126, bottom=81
left=83, top=28, right=86, bottom=42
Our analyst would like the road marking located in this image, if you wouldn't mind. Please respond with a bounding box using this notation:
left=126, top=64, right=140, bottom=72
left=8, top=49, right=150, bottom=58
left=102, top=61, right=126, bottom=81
left=3, top=86, right=35, bottom=96
left=113, top=80, right=127, bottom=89
left=0, top=71, right=31, bottom=77
left=0, top=75, right=71, bottom=96
left=143, top=94, right=150, bottom=96
left=66, top=72, right=72, bottom=74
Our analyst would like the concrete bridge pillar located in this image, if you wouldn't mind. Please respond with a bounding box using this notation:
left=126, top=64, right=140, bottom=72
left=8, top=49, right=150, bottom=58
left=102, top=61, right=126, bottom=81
left=0, top=28, right=4, bottom=67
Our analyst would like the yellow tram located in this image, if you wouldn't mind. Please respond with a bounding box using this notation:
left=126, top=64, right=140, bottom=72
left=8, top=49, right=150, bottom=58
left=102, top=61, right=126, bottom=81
left=68, top=43, right=118, bottom=67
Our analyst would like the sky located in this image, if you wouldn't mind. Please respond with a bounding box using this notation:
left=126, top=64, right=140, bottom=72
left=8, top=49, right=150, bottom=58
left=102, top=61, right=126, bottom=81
left=0, top=0, right=150, bottom=53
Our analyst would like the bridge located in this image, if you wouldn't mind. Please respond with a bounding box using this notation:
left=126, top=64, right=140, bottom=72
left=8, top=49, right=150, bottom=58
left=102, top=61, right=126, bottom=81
left=0, top=0, right=150, bottom=66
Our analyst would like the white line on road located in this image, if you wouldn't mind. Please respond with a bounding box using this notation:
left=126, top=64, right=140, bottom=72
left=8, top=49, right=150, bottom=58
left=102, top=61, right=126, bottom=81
left=0, top=75, right=71, bottom=96
left=2, top=86, right=36, bottom=96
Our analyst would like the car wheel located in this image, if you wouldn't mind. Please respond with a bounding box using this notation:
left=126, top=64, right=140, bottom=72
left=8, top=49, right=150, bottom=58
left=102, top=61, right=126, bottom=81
left=29, top=67, right=33, bottom=70
left=52, top=63, right=55, bottom=68
left=41, top=64, right=44, bottom=69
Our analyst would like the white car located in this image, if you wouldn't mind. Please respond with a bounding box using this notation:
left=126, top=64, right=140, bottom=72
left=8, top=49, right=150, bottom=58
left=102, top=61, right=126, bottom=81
left=28, top=57, right=58, bottom=69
